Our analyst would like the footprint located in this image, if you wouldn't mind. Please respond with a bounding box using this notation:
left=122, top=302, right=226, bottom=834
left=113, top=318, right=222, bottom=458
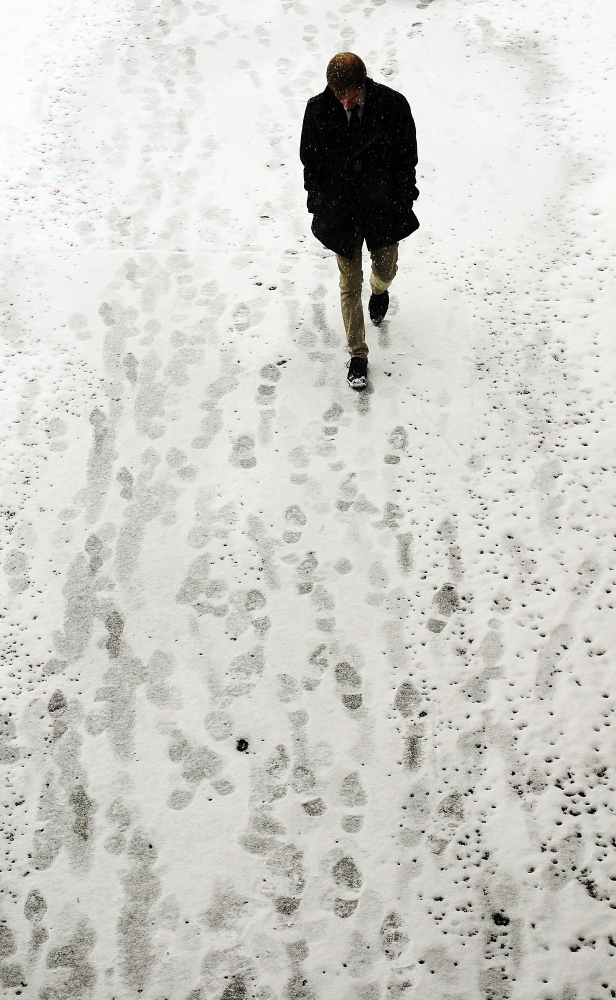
left=291, top=765, right=316, bottom=795
left=289, top=444, right=310, bottom=470
left=302, top=797, right=327, bottom=816
left=403, top=732, right=423, bottom=771
left=259, top=408, right=275, bottom=446
left=503, top=532, right=537, bottom=578
left=323, top=402, right=344, bottom=423
left=330, top=854, right=362, bottom=918
left=116, top=467, right=134, bottom=500
left=222, top=591, right=252, bottom=638
left=256, top=369, right=279, bottom=408
left=200, top=372, right=239, bottom=410
left=366, top=560, right=389, bottom=606
left=437, top=791, right=465, bottom=823
left=233, top=303, right=252, bottom=331
left=144, top=649, right=178, bottom=709
left=219, top=646, right=266, bottom=706
left=236, top=61, right=262, bottom=88
left=286, top=942, right=312, bottom=1000
left=245, top=589, right=272, bottom=636
left=250, top=744, right=290, bottom=810
left=2, top=548, right=29, bottom=594
left=284, top=504, right=307, bottom=544
left=436, top=516, right=462, bottom=580
left=277, top=673, right=300, bottom=703
left=312, top=301, right=339, bottom=349
left=433, top=583, right=460, bottom=617
left=166, top=729, right=228, bottom=807
left=311, top=583, right=335, bottom=633
left=105, top=610, right=125, bottom=659
left=417, top=791, right=467, bottom=858
left=380, top=911, right=409, bottom=961
left=256, top=363, right=281, bottom=408
left=393, top=681, right=421, bottom=718
left=104, top=799, right=132, bottom=855
left=572, top=556, right=600, bottom=596
left=334, top=661, right=363, bottom=711
left=334, top=557, right=352, bottom=575
left=250, top=810, right=286, bottom=838
left=340, top=770, right=367, bottom=832
left=46, top=415, right=69, bottom=452
left=265, top=743, right=290, bottom=778
left=255, top=23, right=270, bottom=46
left=301, top=642, right=331, bottom=690
left=296, top=551, right=318, bottom=594
left=375, top=502, right=404, bottom=531
left=204, top=709, right=234, bottom=741
left=230, top=434, right=257, bottom=469
left=333, top=899, right=359, bottom=918
left=168, top=788, right=195, bottom=810
left=380, top=26, right=398, bottom=78
left=24, top=889, right=49, bottom=954
left=336, top=472, right=358, bottom=511
left=384, top=425, right=409, bottom=465
left=176, top=557, right=228, bottom=618
left=193, top=409, right=223, bottom=451
left=166, top=446, right=187, bottom=468
left=261, top=363, right=282, bottom=382
left=246, top=588, right=266, bottom=612
left=341, top=771, right=367, bottom=808
left=427, top=618, right=446, bottom=634
left=302, top=24, right=318, bottom=49
left=428, top=582, right=461, bottom=633
left=396, top=532, right=413, bottom=574
left=265, top=843, right=306, bottom=897
left=333, top=855, right=362, bottom=889
left=345, top=931, right=375, bottom=978
left=275, top=896, right=300, bottom=916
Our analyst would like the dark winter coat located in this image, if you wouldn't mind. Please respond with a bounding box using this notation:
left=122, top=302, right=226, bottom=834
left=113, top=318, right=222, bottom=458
left=300, top=78, right=419, bottom=259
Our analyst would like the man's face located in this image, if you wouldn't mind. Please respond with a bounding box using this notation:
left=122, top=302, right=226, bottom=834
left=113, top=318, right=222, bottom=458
left=336, top=85, right=363, bottom=110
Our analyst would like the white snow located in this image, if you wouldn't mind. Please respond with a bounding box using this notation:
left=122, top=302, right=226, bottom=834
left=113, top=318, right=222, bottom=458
left=1, top=0, right=616, bottom=997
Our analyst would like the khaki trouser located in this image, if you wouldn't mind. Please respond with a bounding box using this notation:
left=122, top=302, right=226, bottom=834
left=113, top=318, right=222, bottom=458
left=336, top=241, right=399, bottom=357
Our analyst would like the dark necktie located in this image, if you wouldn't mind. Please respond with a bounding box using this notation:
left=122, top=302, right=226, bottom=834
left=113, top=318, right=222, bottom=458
left=348, top=106, right=361, bottom=133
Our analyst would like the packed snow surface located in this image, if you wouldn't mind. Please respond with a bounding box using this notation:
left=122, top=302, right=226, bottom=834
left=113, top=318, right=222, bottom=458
left=1, top=0, right=616, bottom=997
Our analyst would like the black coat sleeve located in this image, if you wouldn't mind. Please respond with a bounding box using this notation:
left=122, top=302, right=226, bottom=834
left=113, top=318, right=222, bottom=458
left=300, top=102, right=330, bottom=214
left=392, top=98, right=419, bottom=202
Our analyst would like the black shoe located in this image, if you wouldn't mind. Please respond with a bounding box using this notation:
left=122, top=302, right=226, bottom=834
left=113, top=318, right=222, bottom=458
left=369, top=290, right=389, bottom=325
left=347, top=355, right=368, bottom=390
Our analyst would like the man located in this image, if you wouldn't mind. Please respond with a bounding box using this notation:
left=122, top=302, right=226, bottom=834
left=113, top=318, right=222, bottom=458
left=300, top=53, right=419, bottom=389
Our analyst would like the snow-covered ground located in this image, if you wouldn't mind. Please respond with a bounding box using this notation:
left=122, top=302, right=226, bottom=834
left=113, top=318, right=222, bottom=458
left=1, top=0, right=616, bottom=997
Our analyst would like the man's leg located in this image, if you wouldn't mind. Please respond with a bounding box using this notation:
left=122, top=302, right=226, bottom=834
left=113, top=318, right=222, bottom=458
left=369, top=242, right=399, bottom=295
left=336, top=242, right=368, bottom=357
left=368, top=243, right=398, bottom=325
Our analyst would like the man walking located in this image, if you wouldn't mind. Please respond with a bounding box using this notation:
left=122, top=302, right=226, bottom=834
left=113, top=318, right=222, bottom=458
left=300, top=53, right=419, bottom=389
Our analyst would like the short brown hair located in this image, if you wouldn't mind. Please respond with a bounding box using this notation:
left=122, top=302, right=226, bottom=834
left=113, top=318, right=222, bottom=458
left=326, top=52, right=367, bottom=96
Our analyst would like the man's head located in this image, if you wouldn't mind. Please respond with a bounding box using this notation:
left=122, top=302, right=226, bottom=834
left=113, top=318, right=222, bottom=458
left=326, top=52, right=367, bottom=109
